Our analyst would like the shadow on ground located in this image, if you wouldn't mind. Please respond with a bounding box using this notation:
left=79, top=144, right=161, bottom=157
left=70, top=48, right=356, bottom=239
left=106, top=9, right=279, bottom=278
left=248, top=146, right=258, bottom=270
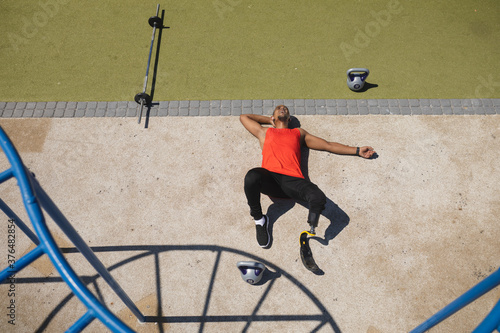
left=14, top=245, right=342, bottom=332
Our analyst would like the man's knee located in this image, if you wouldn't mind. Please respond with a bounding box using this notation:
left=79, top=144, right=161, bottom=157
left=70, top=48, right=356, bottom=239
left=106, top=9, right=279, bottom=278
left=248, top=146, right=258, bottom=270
left=244, top=168, right=263, bottom=187
left=306, top=187, right=326, bottom=228
left=306, top=186, right=326, bottom=209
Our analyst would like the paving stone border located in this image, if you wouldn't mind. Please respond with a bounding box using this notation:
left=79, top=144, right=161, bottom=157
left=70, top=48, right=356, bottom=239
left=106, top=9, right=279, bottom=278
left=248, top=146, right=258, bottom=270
left=0, top=99, right=499, bottom=118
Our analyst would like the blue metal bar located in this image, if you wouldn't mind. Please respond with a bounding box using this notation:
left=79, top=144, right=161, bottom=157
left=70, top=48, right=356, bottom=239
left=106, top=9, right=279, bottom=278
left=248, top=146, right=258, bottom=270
left=67, top=310, right=96, bottom=333
left=473, top=298, right=500, bottom=333
left=0, top=132, right=36, bottom=208
left=411, top=267, right=500, bottom=333
left=32, top=177, right=145, bottom=323
left=0, top=168, right=13, bottom=183
left=0, top=245, right=45, bottom=283
left=36, top=231, right=134, bottom=332
left=0, top=197, right=40, bottom=245
left=0, top=126, right=136, bottom=333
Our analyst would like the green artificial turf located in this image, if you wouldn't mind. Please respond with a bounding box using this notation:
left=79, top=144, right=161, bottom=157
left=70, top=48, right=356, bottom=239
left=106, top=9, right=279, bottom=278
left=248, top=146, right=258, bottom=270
left=0, top=0, right=499, bottom=101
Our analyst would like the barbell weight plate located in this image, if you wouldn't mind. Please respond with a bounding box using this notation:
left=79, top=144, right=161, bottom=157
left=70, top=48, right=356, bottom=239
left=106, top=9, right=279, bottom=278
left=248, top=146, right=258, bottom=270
left=148, top=16, right=163, bottom=28
left=134, top=92, right=152, bottom=105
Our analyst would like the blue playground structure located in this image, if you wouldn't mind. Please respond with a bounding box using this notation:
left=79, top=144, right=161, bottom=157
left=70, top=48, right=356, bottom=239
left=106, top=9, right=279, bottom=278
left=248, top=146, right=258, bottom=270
left=411, top=266, right=500, bottom=332
left=0, top=125, right=143, bottom=332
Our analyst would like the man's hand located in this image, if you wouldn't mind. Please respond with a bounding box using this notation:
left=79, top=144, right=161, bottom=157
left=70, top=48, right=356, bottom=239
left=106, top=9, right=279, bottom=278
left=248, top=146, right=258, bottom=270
left=359, top=146, right=376, bottom=159
left=270, top=116, right=276, bottom=128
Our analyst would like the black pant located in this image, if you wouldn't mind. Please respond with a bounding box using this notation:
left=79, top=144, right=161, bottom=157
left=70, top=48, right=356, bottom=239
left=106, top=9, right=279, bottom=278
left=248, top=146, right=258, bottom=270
left=244, top=167, right=326, bottom=225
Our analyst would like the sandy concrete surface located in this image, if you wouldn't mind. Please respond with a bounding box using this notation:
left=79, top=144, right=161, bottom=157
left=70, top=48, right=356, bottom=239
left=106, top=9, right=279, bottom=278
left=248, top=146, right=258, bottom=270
left=0, top=115, right=499, bottom=332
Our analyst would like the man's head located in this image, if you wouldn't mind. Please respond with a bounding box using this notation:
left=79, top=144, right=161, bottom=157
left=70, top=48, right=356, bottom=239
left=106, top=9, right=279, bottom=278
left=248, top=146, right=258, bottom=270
left=272, top=105, right=290, bottom=128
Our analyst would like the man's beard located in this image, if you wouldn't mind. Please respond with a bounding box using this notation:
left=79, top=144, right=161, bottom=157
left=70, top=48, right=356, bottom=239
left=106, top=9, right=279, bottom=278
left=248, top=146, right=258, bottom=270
left=278, top=115, right=290, bottom=122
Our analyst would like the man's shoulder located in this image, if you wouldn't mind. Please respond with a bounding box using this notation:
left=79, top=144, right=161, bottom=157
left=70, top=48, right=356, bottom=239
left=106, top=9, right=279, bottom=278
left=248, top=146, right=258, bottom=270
left=296, top=128, right=308, bottom=145
left=297, top=127, right=307, bottom=136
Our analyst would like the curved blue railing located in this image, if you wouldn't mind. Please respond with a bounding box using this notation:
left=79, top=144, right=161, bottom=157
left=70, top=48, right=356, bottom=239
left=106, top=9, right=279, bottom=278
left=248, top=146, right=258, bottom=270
left=0, top=126, right=140, bottom=332
left=411, top=267, right=500, bottom=332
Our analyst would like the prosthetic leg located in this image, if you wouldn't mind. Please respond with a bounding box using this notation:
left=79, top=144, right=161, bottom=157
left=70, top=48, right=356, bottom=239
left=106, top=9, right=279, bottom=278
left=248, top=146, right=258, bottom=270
left=299, top=212, right=320, bottom=273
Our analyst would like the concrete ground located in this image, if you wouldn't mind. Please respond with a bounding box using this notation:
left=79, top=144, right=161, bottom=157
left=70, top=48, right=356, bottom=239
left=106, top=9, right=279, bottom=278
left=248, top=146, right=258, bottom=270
left=0, top=110, right=499, bottom=332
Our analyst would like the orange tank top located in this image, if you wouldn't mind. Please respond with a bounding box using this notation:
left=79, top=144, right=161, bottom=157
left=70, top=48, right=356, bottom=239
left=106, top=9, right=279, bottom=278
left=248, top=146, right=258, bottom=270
left=262, top=128, right=304, bottom=179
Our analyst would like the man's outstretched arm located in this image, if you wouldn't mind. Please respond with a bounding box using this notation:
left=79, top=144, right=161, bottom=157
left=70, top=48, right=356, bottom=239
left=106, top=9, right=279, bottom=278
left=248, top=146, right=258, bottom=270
left=301, top=129, right=375, bottom=159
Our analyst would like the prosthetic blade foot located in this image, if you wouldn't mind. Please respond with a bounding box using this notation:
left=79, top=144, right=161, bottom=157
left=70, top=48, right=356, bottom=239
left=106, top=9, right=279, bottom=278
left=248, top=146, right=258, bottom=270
left=299, top=230, right=320, bottom=273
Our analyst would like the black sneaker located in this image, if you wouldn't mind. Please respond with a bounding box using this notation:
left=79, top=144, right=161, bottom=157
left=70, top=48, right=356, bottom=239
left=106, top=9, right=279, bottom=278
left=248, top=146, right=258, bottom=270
left=255, top=215, right=270, bottom=248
